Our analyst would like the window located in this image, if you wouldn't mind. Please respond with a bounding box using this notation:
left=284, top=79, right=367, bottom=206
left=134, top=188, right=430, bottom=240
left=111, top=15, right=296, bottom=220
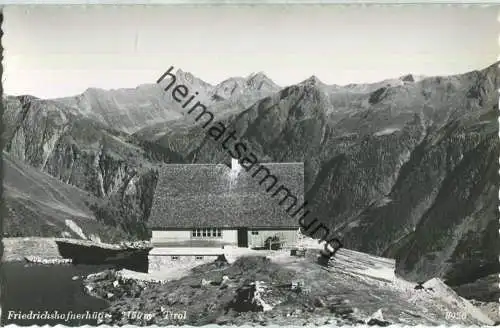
left=171, top=256, right=180, bottom=260
left=195, top=256, right=204, bottom=260
left=191, top=228, right=222, bottom=238
left=252, top=231, right=259, bottom=235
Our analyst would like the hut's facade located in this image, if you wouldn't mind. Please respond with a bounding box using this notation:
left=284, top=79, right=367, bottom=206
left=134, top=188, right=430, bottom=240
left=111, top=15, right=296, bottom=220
left=147, top=160, right=304, bottom=249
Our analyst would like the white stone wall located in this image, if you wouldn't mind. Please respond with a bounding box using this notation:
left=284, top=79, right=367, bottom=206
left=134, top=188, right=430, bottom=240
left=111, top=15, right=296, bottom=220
left=148, top=254, right=219, bottom=272
left=150, top=229, right=297, bottom=248
left=248, top=229, right=298, bottom=248
left=151, top=230, right=191, bottom=243
left=151, top=229, right=239, bottom=246
left=221, top=229, right=238, bottom=245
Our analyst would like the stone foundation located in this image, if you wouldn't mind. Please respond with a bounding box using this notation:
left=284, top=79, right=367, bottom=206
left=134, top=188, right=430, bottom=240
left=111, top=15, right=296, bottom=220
left=148, top=254, right=218, bottom=272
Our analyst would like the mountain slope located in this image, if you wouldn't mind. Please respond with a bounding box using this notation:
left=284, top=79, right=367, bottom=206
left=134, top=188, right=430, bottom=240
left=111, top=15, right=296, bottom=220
left=3, top=152, right=127, bottom=241
left=3, top=63, right=498, bottom=293
left=136, top=62, right=499, bottom=286
left=3, top=95, right=159, bottom=239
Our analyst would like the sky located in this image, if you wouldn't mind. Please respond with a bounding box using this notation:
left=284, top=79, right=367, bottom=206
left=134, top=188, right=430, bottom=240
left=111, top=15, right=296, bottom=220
left=3, top=5, right=499, bottom=99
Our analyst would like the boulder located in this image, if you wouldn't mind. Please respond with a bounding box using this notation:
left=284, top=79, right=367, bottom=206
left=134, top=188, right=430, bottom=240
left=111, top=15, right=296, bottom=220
left=84, top=285, right=94, bottom=294
left=227, top=284, right=263, bottom=312
left=366, top=309, right=391, bottom=326
left=314, top=297, right=326, bottom=307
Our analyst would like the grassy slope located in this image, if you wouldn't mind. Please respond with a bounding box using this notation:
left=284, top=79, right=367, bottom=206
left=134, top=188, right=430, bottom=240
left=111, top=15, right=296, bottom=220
left=3, top=151, right=128, bottom=242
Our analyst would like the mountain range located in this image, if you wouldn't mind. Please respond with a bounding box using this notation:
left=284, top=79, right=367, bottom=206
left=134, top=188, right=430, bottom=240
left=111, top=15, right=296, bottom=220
left=3, top=62, right=498, bottom=300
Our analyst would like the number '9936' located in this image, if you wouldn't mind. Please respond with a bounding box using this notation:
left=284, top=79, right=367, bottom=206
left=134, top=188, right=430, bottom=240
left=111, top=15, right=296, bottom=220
left=445, top=312, right=466, bottom=320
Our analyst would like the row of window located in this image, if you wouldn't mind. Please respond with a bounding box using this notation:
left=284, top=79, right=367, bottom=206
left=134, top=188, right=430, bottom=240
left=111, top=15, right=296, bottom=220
left=192, top=228, right=222, bottom=238
left=171, top=256, right=204, bottom=260
left=191, top=229, right=260, bottom=237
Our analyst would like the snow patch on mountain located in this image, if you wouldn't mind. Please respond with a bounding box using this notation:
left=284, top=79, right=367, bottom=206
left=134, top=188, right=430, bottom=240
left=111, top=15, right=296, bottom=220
left=374, top=127, right=401, bottom=136
left=65, top=219, right=87, bottom=239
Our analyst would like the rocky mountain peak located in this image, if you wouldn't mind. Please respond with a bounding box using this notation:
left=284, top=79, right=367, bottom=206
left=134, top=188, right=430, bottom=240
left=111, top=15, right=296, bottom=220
left=83, top=87, right=103, bottom=95
left=300, top=75, right=325, bottom=87
left=245, top=72, right=280, bottom=91
left=400, top=74, right=415, bottom=82
left=175, top=68, right=201, bottom=86
left=210, top=72, right=280, bottom=101
left=212, top=77, right=246, bottom=99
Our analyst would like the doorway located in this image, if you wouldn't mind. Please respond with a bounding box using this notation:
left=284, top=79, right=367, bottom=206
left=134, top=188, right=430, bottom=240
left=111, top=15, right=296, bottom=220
left=237, top=228, right=248, bottom=247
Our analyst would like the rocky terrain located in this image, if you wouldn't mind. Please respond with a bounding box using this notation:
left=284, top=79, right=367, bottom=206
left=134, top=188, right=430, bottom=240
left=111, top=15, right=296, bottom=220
left=2, top=63, right=498, bottom=300
left=83, top=252, right=496, bottom=326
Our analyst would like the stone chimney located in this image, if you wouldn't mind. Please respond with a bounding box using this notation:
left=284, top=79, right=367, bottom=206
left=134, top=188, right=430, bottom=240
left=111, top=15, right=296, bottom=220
left=231, top=158, right=242, bottom=172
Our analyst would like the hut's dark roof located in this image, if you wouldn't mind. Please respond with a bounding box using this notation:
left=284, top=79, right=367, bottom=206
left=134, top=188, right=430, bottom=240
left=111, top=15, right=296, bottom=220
left=148, top=163, right=304, bottom=229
